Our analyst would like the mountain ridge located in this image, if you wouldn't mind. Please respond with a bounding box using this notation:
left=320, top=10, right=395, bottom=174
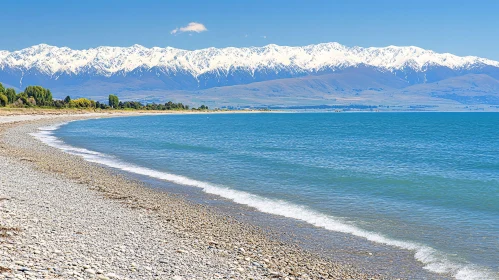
left=1, top=42, right=498, bottom=78
left=1, top=42, right=498, bottom=109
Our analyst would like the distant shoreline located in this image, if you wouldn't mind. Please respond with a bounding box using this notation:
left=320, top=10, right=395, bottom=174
left=0, top=107, right=270, bottom=116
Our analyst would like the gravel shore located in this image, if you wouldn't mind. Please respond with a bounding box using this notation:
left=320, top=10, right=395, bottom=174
left=0, top=114, right=383, bottom=279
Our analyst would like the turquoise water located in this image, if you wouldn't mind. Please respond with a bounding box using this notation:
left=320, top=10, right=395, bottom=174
left=41, top=113, right=498, bottom=279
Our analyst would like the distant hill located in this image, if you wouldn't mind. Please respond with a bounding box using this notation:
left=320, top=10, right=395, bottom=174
left=1, top=43, right=499, bottom=109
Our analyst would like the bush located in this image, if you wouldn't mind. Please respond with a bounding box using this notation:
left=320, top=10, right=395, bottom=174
left=26, top=97, right=37, bottom=106
left=12, top=98, right=24, bottom=107
left=53, top=100, right=66, bottom=108
left=69, top=98, right=95, bottom=108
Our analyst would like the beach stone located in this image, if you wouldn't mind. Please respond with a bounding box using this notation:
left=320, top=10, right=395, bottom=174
left=105, top=273, right=118, bottom=279
left=17, top=267, right=29, bottom=272
left=269, top=270, right=281, bottom=277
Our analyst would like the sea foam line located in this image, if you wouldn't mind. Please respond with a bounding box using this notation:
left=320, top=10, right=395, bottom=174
left=31, top=122, right=496, bottom=280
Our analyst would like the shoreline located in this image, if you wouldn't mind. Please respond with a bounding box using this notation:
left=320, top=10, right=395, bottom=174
left=0, top=113, right=452, bottom=279
left=0, top=113, right=378, bottom=279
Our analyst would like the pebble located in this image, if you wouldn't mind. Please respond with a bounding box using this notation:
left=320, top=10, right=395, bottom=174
left=105, top=273, right=118, bottom=279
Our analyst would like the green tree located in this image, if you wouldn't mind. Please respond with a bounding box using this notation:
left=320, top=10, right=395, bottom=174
left=5, top=88, right=16, bottom=104
left=165, top=101, right=173, bottom=110
left=0, top=83, right=5, bottom=95
left=24, top=85, right=53, bottom=106
left=64, top=96, right=71, bottom=103
left=0, top=94, right=7, bottom=107
left=108, top=94, right=119, bottom=108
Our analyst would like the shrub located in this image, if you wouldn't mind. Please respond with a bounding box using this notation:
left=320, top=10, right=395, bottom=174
left=53, top=100, right=66, bottom=108
left=27, top=97, right=37, bottom=106
left=69, top=98, right=95, bottom=108
left=12, top=99, right=24, bottom=107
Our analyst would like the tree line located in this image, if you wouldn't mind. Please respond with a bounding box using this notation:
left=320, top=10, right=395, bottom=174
left=0, top=83, right=209, bottom=111
left=106, top=95, right=195, bottom=110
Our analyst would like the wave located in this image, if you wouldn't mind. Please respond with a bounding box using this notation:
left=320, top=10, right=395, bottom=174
left=31, top=122, right=497, bottom=280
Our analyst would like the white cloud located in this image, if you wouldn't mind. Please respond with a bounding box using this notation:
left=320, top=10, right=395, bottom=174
left=171, top=22, right=208, bottom=35
left=262, top=35, right=267, bottom=39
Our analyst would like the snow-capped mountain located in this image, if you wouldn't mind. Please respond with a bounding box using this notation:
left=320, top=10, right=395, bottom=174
left=1, top=42, right=499, bottom=76
left=1, top=42, right=499, bottom=107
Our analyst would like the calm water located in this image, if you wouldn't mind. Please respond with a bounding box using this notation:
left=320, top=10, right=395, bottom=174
left=42, top=113, right=498, bottom=279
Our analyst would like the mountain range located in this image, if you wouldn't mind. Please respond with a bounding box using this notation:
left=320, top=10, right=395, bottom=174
left=1, top=43, right=499, bottom=109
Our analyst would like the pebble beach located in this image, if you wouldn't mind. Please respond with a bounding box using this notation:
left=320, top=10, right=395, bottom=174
left=0, top=112, right=382, bottom=280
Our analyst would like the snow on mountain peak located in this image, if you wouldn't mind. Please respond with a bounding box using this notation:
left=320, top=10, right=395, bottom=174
left=0, top=43, right=497, bottom=77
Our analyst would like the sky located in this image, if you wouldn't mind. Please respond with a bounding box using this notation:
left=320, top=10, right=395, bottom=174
left=1, top=0, right=499, bottom=60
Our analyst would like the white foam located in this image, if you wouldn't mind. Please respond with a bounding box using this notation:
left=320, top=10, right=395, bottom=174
left=31, top=123, right=498, bottom=280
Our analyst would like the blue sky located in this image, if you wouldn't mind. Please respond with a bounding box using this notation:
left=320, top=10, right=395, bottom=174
left=2, top=0, right=499, bottom=60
